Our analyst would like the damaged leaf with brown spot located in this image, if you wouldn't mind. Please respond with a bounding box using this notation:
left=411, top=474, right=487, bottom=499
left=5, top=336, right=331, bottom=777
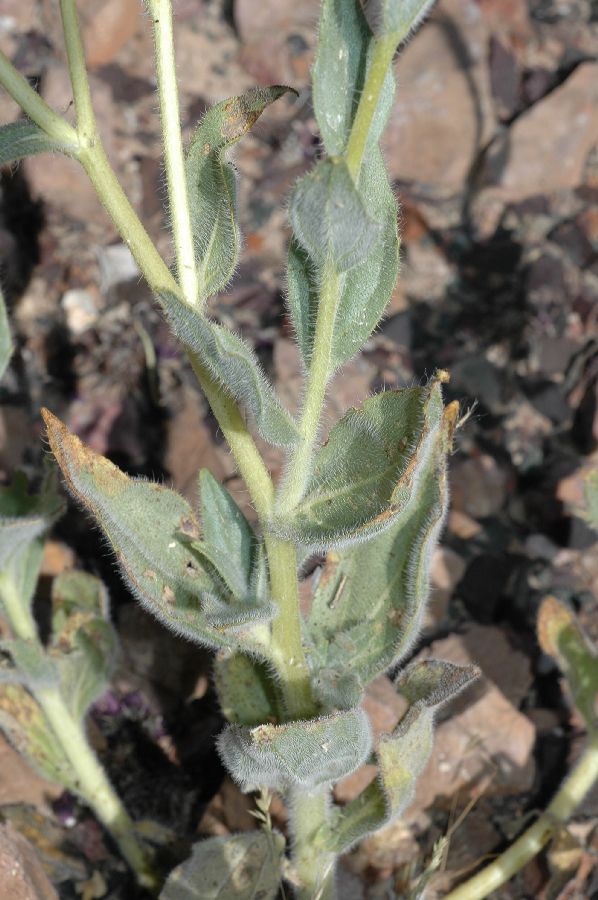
left=42, top=410, right=274, bottom=655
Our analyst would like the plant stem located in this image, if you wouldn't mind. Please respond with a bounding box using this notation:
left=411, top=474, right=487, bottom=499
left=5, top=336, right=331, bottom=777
left=149, top=0, right=199, bottom=305
left=277, top=258, right=341, bottom=515
left=59, top=0, right=95, bottom=140
left=291, top=786, right=336, bottom=900
left=345, top=33, right=397, bottom=183
left=35, top=684, right=159, bottom=891
left=0, top=574, right=158, bottom=892
left=0, top=49, right=76, bottom=144
left=265, top=536, right=314, bottom=719
left=445, top=736, right=598, bottom=900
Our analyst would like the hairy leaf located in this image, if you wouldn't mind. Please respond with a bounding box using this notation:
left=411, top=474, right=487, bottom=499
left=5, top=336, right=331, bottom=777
left=307, top=405, right=450, bottom=697
left=0, top=639, right=57, bottom=688
left=49, top=571, right=117, bottom=721
left=314, top=0, right=395, bottom=157
left=42, top=410, right=272, bottom=655
left=218, top=708, right=372, bottom=791
left=0, top=470, right=63, bottom=569
left=0, top=121, right=76, bottom=168
left=325, top=659, right=478, bottom=852
left=290, top=159, right=381, bottom=274
left=190, top=470, right=256, bottom=601
left=213, top=652, right=282, bottom=727
left=287, top=151, right=399, bottom=370
left=158, top=291, right=299, bottom=447
left=0, top=286, right=12, bottom=380
left=0, top=684, right=78, bottom=790
left=187, top=86, right=294, bottom=300
left=160, top=831, right=285, bottom=900
left=538, top=596, right=598, bottom=733
left=271, top=376, right=448, bottom=548
left=360, top=0, right=437, bottom=41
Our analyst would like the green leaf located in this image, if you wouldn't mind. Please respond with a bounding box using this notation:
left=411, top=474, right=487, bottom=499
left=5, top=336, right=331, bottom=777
left=0, top=470, right=63, bottom=569
left=160, top=831, right=285, bottom=900
left=271, top=375, right=448, bottom=548
left=0, top=684, right=78, bottom=790
left=0, top=121, right=77, bottom=168
left=191, top=470, right=256, bottom=601
left=287, top=151, right=398, bottom=371
left=218, top=708, right=372, bottom=791
left=290, top=158, right=381, bottom=274
left=538, top=596, right=598, bottom=733
left=187, top=86, right=295, bottom=300
left=214, top=651, right=282, bottom=727
left=360, top=0, right=437, bottom=41
left=49, top=571, right=117, bottom=720
left=0, top=285, right=12, bottom=381
left=313, top=0, right=395, bottom=157
left=325, top=659, right=478, bottom=853
left=307, top=409, right=449, bottom=695
left=158, top=292, right=299, bottom=448
left=42, top=409, right=273, bottom=656
left=0, top=639, right=57, bottom=688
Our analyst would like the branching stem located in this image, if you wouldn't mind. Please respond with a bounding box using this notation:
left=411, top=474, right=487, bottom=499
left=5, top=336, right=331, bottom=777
left=445, top=736, right=598, bottom=900
left=0, top=573, right=158, bottom=892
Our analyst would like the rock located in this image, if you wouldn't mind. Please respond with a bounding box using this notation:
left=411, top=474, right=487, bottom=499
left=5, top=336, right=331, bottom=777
left=80, top=0, right=142, bottom=69
left=427, top=546, right=466, bottom=624
left=61, top=289, right=98, bottom=335
left=0, top=823, right=58, bottom=900
left=450, top=453, right=511, bottom=518
left=474, top=62, right=598, bottom=219
left=457, top=553, right=513, bottom=622
left=235, top=0, right=317, bottom=86
left=40, top=540, right=76, bottom=577
left=383, top=0, right=495, bottom=207
left=0, top=737, right=61, bottom=810
left=447, top=509, right=483, bottom=539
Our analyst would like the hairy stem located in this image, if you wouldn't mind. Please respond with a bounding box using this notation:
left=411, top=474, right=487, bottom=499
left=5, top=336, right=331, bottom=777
left=59, top=0, right=96, bottom=140
left=345, top=33, right=397, bottom=183
left=445, top=736, right=598, bottom=900
left=0, top=49, right=76, bottom=143
left=0, top=574, right=158, bottom=892
left=291, top=786, right=336, bottom=900
left=277, top=258, right=341, bottom=515
left=265, top=536, right=314, bottom=719
left=149, top=0, right=199, bottom=304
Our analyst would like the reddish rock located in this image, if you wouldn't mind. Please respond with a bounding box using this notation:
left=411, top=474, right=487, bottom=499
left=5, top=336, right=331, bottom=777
left=450, top=453, right=512, bottom=519
left=0, top=823, right=58, bottom=900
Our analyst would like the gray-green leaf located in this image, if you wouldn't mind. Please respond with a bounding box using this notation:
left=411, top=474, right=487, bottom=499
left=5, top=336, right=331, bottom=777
left=325, top=659, right=478, bottom=852
left=218, top=708, right=372, bottom=791
left=287, top=150, right=398, bottom=370
left=187, top=86, right=294, bottom=300
left=42, top=409, right=272, bottom=656
left=314, top=0, right=395, bottom=157
left=290, top=159, right=381, bottom=274
left=307, top=411, right=448, bottom=695
left=158, top=292, right=299, bottom=447
left=0, top=471, right=63, bottom=569
left=271, top=376, right=447, bottom=548
left=0, top=286, right=12, bottom=381
left=50, top=571, right=117, bottom=721
left=0, top=121, right=77, bottom=168
left=214, top=651, right=282, bottom=727
left=160, top=831, right=285, bottom=900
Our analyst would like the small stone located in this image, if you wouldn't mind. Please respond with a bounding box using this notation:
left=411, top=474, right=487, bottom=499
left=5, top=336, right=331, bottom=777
left=61, top=289, right=98, bottom=335
left=447, top=510, right=483, bottom=539
left=40, top=540, right=76, bottom=577
left=450, top=453, right=511, bottom=519
left=0, top=823, right=58, bottom=900
left=96, top=243, right=140, bottom=294
left=427, top=546, right=467, bottom=624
